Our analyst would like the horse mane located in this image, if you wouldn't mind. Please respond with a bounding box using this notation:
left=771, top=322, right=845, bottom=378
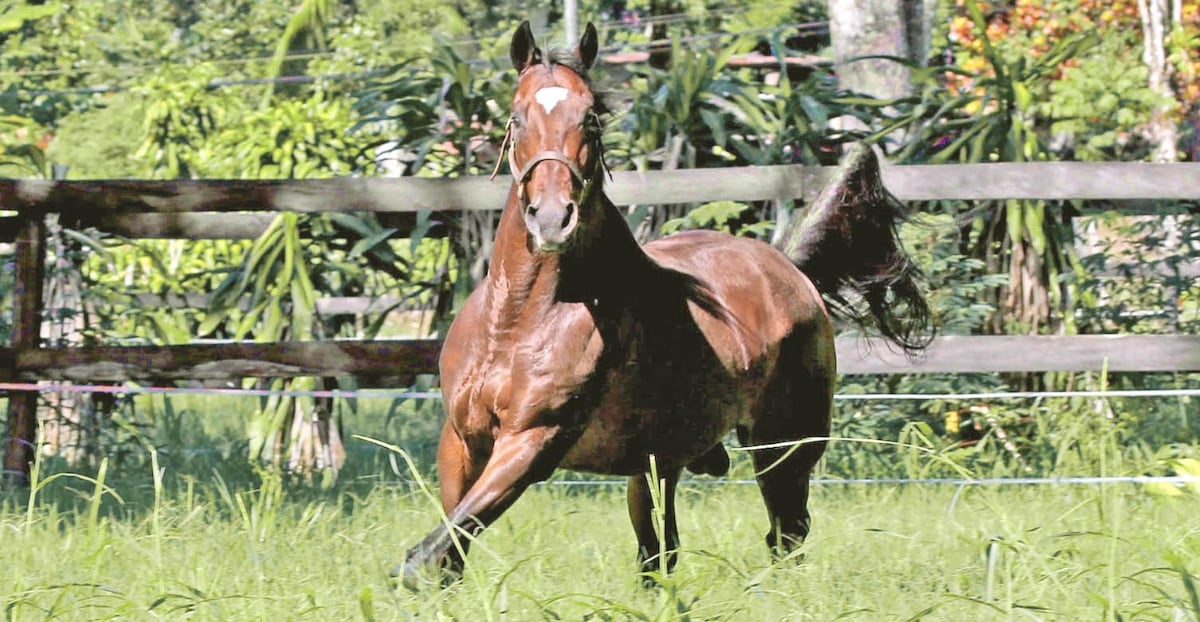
left=777, top=143, right=933, bottom=354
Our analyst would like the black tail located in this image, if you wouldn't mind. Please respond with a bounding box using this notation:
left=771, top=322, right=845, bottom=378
left=777, top=143, right=933, bottom=355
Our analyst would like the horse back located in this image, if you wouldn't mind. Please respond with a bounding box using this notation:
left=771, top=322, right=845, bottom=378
left=643, top=229, right=831, bottom=369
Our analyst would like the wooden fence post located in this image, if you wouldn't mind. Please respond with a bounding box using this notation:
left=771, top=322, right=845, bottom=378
left=3, top=214, right=46, bottom=486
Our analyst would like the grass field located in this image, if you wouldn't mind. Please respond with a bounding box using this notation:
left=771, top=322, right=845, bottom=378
left=3, top=444, right=1199, bottom=621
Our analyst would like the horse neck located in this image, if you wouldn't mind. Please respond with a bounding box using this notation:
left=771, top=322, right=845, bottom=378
left=487, top=183, right=652, bottom=326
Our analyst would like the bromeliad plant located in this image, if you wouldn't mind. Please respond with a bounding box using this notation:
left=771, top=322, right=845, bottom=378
left=196, top=89, right=415, bottom=483
left=885, top=0, right=1101, bottom=336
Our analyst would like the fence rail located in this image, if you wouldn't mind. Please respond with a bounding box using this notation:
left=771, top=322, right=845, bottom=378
left=2, top=162, right=1198, bottom=241
left=3, top=335, right=1197, bottom=385
left=3, top=161, right=1199, bottom=480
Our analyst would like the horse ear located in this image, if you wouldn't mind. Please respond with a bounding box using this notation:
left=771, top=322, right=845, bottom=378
left=510, top=20, right=542, bottom=72
left=576, top=22, right=599, bottom=69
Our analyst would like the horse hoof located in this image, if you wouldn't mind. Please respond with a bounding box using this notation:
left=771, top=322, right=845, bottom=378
left=393, top=552, right=463, bottom=591
left=766, top=533, right=807, bottom=563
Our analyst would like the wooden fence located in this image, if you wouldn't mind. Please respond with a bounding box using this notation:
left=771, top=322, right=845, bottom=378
left=3, top=161, right=1200, bottom=478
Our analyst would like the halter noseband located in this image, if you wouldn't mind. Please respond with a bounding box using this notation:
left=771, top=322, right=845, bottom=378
left=516, top=150, right=586, bottom=189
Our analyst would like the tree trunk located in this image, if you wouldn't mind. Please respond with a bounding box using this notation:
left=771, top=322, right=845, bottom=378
left=39, top=215, right=113, bottom=467
left=827, top=0, right=936, bottom=99
left=1137, top=0, right=1179, bottom=162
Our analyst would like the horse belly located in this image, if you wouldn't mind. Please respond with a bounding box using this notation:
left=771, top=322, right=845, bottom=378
left=559, top=374, right=748, bottom=475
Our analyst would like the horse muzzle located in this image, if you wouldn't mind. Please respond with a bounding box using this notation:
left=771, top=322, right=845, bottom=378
left=524, top=197, right=579, bottom=253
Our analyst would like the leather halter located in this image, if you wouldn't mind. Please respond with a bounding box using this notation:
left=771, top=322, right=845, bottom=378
left=491, top=115, right=609, bottom=206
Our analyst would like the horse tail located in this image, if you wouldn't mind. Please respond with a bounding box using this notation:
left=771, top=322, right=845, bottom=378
left=776, top=143, right=933, bottom=355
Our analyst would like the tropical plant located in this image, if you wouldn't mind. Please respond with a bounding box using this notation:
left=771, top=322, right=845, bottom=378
left=132, top=64, right=241, bottom=179
left=1043, top=32, right=1168, bottom=160
left=885, top=2, right=1103, bottom=337
left=355, top=37, right=510, bottom=326
left=192, top=90, right=407, bottom=482
left=612, top=39, right=749, bottom=172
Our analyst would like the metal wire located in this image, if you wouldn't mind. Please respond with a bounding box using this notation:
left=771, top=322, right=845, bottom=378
left=1, top=381, right=1197, bottom=401
left=366, top=475, right=1200, bottom=488
left=5, top=381, right=1193, bottom=491
left=17, top=22, right=825, bottom=98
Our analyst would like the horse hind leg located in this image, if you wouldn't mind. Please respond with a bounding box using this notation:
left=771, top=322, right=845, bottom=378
left=627, top=464, right=682, bottom=585
left=746, top=337, right=833, bottom=559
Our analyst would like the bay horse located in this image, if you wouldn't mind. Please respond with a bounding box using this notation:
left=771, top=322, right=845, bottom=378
left=398, top=21, right=931, bottom=587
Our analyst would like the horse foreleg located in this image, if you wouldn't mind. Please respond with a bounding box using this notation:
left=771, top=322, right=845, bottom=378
left=399, top=425, right=570, bottom=589
left=626, top=465, right=681, bottom=585
left=393, top=420, right=482, bottom=584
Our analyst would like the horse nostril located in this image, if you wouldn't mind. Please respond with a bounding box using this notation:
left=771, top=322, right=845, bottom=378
left=562, top=202, right=576, bottom=229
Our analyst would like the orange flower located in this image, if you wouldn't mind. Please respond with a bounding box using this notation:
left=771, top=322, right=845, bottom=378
left=950, top=15, right=974, bottom=42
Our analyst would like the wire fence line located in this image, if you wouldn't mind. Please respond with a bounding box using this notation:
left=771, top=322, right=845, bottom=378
left=4, top=381, right=1195, bottom=491
left=5, top=8, right=811, bottom=81
left=21, top=22, right=825, bottom=98
left=1, top=381, right=1197, bottom=402
left=367, top=475, right=1200, bottom=488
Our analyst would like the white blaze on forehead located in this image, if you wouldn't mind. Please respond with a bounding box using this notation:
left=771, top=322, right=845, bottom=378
left=534, top=87, right=570, bottom=113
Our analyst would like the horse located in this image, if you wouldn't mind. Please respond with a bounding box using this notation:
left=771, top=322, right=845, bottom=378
left=398, top=20, right=932, bottom=588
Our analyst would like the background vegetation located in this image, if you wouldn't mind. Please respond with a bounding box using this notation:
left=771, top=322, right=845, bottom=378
left=0, top=0, right=1198, bottom=616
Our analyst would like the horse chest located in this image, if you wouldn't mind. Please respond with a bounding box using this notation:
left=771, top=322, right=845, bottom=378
left=448, top=325, right=603, bottom=444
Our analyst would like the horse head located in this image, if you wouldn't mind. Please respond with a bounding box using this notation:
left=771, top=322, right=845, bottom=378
left=506, top=20, right=602, bottom=253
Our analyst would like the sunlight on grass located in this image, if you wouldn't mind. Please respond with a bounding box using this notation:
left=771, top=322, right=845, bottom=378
left=2, top=456, right=1199, bottom=620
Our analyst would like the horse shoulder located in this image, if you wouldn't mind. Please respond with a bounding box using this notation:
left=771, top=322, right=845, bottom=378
left=438, top=283, right=490, bottom=414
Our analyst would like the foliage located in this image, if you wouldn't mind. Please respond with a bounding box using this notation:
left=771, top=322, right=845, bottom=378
left=940, top=0, right=1200, bottom=149
left=0, top=0, right=58, bottom=33
left=228, top=90, right=370, bottom=179
left=42, top=92, right=144, bottom=178
left=612, top=39, right=749, bottom=170
left=0, top=0, right=177, bottom=123
left=1044, top=32, right=1168, bottom=160
left=264, top=0, right=331, bottom=96
left=725, top=67, right=880, bottom=167
left=355, top=37, right=510, bottom=320
left=0, top=112, right=50, bottom=177
left=660, top=200, right=771, bottom=237
left=132, top=64, right=240, bottom=179
left=82, top=238, right=251, bottom=344
left=1074, top=211, right=1200, bottom=335
left=900, top=215, right=1007, bottom=335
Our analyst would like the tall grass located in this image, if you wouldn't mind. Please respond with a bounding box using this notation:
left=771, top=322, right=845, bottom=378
left=2, top=440, right=1199, bottom=621
left=1, top=382, right=1197, bottom=619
